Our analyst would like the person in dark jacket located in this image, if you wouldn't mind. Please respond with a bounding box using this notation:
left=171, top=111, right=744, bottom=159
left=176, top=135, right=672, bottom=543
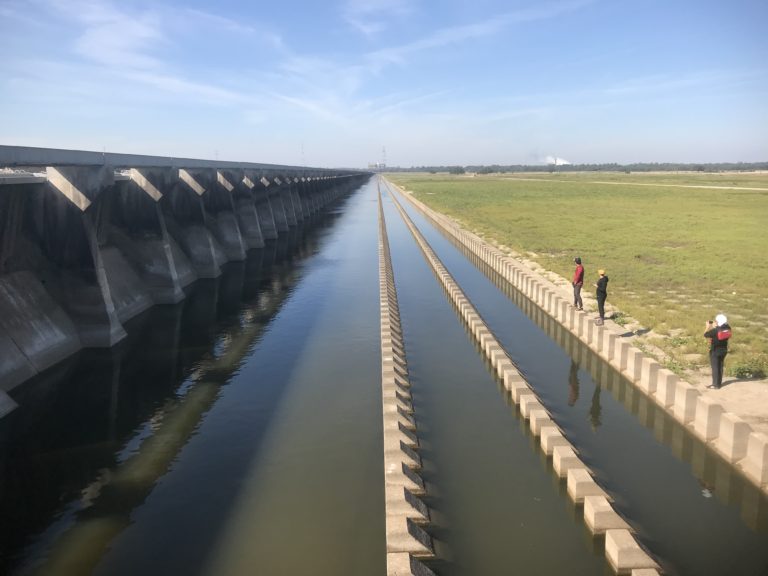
left=572, top=257, right=584, bottom=310
left=593, top=269, right=608, bottom=325
left=704, top=313, right=731, bottom=389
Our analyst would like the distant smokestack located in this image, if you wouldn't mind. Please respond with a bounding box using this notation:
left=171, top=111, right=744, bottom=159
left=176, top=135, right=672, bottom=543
left=545, top=155, right=571, bottom=166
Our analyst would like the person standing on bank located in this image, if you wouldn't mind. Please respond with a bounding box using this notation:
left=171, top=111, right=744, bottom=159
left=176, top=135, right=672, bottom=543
left=594, top=269, right=608, bottom=325
left=704, top=314, right=731, bottom=389
left=572, top=257, right=584, bottom=310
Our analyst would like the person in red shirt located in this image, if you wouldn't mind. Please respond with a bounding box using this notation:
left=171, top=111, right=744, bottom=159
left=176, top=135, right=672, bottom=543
left=572, top=257, right=584, bottom=310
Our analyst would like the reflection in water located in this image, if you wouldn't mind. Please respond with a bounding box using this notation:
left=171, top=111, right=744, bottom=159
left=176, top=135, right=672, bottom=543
left=589, top=385, right=602, bottom=432
left=567, top=360, right=579, bottom=406
left=427, top=218, right=768, bottom=529
left=0, top=207, right=345, bottom=576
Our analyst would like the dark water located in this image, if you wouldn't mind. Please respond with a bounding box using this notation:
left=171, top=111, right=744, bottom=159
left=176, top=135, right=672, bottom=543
left=1, top=186, right=384, bottom=576
left=1, top=178, right=766, bottom=576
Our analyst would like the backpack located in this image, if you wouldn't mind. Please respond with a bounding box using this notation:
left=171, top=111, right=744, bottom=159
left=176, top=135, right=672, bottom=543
left=717, top=327, right=732, bottom=341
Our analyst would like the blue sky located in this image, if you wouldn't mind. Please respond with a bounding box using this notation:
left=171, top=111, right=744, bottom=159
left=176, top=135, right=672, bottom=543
left=1, top=0, right=766, bottom=167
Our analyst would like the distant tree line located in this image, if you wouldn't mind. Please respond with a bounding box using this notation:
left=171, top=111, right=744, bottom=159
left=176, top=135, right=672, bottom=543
left=386, top=162, right=768, bottom=174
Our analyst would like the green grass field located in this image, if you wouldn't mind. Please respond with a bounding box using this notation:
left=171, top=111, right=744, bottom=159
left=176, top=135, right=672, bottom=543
left=386, top=171, right=768, bottom=378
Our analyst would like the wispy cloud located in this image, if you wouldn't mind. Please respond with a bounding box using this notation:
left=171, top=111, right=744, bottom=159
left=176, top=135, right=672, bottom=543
left=343, top=0, right=414, bottom=37
left=181, top=8, right=285, bottom=51
left=122, top=71, right=247, bottom=105
left=602, top=70, right=763, bottom=97
left=365, top=0, right=594, bottom=67
left=43, top=0, right=166, bottom=70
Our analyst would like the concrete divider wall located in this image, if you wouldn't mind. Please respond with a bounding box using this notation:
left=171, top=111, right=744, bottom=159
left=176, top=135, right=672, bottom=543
left=386, top=178, right=768, bottom=496
left=378, top=190, right=436, bottom=576
left=0, top=146, right=369, bottom=401
left=385, top=182, right=660, bottom=575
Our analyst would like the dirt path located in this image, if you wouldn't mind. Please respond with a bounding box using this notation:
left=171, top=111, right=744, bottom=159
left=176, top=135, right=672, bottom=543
left=501, top=176, right=768, bottom=192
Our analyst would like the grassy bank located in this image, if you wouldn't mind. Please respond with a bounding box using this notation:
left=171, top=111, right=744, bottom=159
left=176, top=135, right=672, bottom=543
left=386, top=172, right=768, bottom=378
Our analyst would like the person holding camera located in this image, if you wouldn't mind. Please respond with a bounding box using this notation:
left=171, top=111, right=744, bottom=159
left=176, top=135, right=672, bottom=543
left=704, top=314, right=732, bottom=389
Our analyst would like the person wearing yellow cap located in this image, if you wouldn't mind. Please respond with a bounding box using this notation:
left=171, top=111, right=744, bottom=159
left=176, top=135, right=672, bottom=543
left=593, top=269, right=609, bottom=325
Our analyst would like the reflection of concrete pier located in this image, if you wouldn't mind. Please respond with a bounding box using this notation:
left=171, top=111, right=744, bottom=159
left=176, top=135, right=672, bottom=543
left=4, top=221, right=330, bottom=576
left=0, top=145, right=369, bottom=400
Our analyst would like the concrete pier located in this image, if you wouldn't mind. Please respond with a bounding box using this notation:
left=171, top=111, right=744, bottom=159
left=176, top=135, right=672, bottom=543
left=0, top=145, right=368, bottom=399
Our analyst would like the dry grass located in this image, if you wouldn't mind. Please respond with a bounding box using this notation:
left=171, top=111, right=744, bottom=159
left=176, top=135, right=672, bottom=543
left=387, top=171, right=768, bottom=377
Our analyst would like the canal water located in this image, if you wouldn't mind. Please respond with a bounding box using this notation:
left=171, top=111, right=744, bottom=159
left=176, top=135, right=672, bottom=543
left=1, top=177, right=766, bottom=575
left=388, top=181, right=768, bottom=576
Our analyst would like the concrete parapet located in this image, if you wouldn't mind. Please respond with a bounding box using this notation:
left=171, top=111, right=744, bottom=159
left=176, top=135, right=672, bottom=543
left=519, top=394, right=544, bottom=418
left=715, top=413, right=751, bottom=463
left=673, top=382, right=700, bottom=424
left=386, top=553, right=437, bottom=576
left=625, top=348, right=643, bottom=381
left=529, top=409, right=553, bottom=436
left=694, top=395, right=724, bottom=441
left=540, top=426, right=572, bottom=456
left=386, top=516, right=433, bottom=555
left=602, top=332, right=617, bottom=362
left=637, top=358, right=659, bottom=395
left=605, top=529, right=658, bottom=574
left=507, top=379, right=530, bottom=403
left=584, top=495, right=630, bottom=534
left=567, top=468, right=608, bottom=503
left=653, top=370, right=678, bottom=408
left=613, top=340, right=631, bottom=372
left=742, top=433, right=768, bottom=486
left=553, top=446, right=586, bottom=478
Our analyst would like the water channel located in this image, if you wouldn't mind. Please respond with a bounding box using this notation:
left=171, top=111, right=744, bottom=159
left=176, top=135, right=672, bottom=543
left=1, top=177, right=766, bottom=575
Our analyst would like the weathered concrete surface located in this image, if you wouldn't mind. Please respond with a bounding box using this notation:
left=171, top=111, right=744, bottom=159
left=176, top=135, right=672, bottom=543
left=0, top=146, right=368, bottom=394
left=109, top=226, right=194, bottom=303
left=605, top=529, right=658, bottom=573
left=0, top=271, right=81, bottom=387
left=100, top=246, right=154, bottom=322
left=0, top=330, right=36, bottom=391
left=0, top=389, right=18, bottom=417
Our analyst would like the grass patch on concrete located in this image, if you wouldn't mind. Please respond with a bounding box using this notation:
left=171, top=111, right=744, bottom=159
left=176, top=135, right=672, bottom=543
left=386, top=172, right=768, bottom=376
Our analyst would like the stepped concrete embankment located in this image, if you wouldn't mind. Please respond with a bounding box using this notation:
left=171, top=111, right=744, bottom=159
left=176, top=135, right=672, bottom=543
left=0, top=145, right=369, bottom=410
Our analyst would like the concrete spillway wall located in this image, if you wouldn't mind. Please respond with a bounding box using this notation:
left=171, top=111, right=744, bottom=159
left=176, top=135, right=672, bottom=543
left=0, top=145, right=369, bottom=407
left=378, top=191, right=437, bottom=576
